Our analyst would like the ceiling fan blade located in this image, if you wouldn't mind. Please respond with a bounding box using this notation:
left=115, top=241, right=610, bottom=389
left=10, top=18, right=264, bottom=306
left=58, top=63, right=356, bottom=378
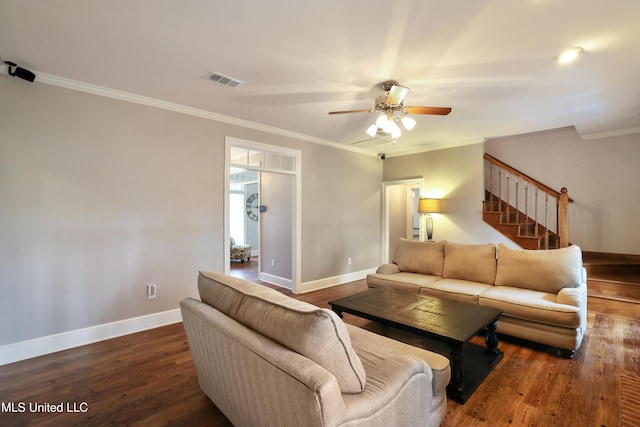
left=328, top=109, right=372, bottom=115
left=404, top=106, right=452, bottom=115
left=386, top=85, right=409, bottom=105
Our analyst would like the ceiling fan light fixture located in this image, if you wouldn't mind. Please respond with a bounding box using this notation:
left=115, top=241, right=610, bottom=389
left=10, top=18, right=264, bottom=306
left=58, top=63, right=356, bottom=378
left=387, top=85, right=409, bottom=105
left=330, top=79, right=452, bottom=143
left=390, top=123, right=402, bottom=139
left=401, top=116, right=416, bottom=130
left=376, top=114, right=393, bottom=133
left=366, top=124, right=378, bottom=137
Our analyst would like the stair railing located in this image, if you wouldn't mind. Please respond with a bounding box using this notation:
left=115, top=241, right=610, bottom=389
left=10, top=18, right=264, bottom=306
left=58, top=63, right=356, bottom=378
left=484, top=153, right=572, bottom=248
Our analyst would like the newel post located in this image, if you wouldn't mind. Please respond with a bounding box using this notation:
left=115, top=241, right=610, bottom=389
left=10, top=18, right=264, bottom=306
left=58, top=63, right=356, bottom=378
left=558, top=187, right=569, bottom=248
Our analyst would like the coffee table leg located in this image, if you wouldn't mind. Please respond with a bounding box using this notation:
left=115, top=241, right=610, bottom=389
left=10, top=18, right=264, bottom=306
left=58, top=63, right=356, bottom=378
left=485, top=321, right=500, bottom=355
left=449, top=344, right=465, bottom=392
left=331, top=307, right=344, bottom=319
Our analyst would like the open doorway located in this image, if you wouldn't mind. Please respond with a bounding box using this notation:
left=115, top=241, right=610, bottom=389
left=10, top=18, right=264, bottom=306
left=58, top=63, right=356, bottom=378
left=224, top=137, right=302, bottom=292
left=229, top=167, right=260, bottom=280
left=382, top=178, right=424, bottom=263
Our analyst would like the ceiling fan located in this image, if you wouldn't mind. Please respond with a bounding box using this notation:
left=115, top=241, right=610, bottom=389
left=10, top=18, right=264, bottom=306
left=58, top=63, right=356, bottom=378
left=328, top=80, right=451, bottom=139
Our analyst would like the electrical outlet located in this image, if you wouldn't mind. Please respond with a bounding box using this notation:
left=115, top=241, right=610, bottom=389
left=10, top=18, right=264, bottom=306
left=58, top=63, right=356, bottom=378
left=147, top=284, right=157, bottom=299
left=271, top=259, right=276, bottom=267
left=348, top=257, right=352, bottom=265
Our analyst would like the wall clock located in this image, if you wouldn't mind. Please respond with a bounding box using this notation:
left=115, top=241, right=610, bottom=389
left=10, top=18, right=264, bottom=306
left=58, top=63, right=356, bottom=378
left=245, top=193, right=259, bottom=221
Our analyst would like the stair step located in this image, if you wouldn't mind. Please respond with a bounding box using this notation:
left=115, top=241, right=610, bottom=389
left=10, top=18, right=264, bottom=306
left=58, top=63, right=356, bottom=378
left=584, top=265, right=640, bottom=285
left=483, top=160, right=570, bottom=252
left=483, top=210, right=560, bottom=250
left=583, top=252, right=640, bottom=302
left=588, top=279, right=640, bottom=303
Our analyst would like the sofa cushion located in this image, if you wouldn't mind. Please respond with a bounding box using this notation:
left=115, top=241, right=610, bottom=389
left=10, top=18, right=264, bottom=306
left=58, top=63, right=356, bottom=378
left=368, top=272, right=442, bottom=292
left=479, top=285, right=582, bottom=328
left=443, top=242, right=497, bottom=284
left=495, top=244, right=583, bottom=294
left=419, top=278, right=493, bottom=304
left=197, top=271, right=366, bottom=393
left=392, top=239, right=444, bottom=276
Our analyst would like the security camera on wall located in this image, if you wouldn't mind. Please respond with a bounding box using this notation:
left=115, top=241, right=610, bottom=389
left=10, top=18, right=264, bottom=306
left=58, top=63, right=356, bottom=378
left=3, top=60, right=36, bottom=82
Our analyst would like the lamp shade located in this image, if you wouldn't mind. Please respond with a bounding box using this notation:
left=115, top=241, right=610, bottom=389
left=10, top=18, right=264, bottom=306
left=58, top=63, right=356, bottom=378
left=418, top=198, right=441, bottom=214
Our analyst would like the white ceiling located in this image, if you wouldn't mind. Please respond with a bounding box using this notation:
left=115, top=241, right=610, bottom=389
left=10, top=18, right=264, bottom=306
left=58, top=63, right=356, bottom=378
left=2, top=0, right=640, bottom=156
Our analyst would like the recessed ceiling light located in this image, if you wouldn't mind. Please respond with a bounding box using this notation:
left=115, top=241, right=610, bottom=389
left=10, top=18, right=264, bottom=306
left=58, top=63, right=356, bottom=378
left=556, top=47, right=584, bottom=64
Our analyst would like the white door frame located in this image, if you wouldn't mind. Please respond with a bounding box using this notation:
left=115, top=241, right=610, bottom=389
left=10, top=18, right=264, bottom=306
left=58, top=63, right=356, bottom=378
left=224, top=137, right=302, bottom=291
left=381, top=177, right=424, bottom=264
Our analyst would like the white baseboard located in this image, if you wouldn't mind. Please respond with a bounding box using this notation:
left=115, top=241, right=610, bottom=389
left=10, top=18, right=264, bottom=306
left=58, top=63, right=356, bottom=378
left=0, top=309, right=182, bottom=367
left=259, top=272, right=293, bottom=290
left=0, top=270, right=374, bottom=366
left=297, top=268, right=376, bottom=294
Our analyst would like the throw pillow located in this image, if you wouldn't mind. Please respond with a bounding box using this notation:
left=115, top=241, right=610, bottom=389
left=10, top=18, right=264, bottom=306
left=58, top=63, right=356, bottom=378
left=443, top=242, right=497, bottom=284
left=392, top=238, right=444, bottom=276
left=495, top=244, right=583, bottom=294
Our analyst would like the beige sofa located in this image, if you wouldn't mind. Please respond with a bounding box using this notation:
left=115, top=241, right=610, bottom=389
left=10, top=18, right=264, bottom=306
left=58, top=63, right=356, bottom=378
left=368, top=240, right=587, bottom=358
left=180, top=271, right=451, bottom=427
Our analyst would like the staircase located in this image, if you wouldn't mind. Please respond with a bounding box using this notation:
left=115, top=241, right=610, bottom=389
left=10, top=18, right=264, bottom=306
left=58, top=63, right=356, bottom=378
left=582, top=252, right=640, bottom=303
left=483, top=153, right=640, bottom=303
left=483, top=190, right=561, bottom=250
left=483, top=153, right=570, bottom=250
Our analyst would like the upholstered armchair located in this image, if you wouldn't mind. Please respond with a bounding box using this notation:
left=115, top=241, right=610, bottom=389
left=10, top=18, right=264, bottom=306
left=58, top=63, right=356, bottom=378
left=230, top=237, right=252, bottom=263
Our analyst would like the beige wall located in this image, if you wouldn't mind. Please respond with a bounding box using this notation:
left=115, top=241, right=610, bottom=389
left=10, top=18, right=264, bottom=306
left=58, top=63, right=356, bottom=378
left=485, top=127, right=640, bottom=254
left=0, top=77, right=382, bottom=346
left=387, top=185, right=410, bottom=259
left=10, top=72, right=631, bottom=351
left=260, top=172, right=294, bottom=281
left=300, top=142, right=382, bottom=282
left=383, top=144, right=515, bottom=247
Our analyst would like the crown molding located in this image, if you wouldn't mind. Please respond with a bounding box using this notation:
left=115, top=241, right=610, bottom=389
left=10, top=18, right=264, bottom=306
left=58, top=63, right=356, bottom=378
left=14, top=70, right=640, bottom=154
left=381, top=137, right=485, bottom=158
left=34, top=72, right=378, bottom=157
left=581, top=126, right=640, bottom=140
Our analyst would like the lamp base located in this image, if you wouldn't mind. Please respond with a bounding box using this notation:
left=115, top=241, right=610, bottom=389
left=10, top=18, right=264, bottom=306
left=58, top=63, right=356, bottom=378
left=426, top=215, right=434, bottom=242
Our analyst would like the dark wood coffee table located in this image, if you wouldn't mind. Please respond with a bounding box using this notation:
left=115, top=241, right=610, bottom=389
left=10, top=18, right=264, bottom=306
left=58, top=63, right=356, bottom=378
left=329, top=287, right=503, bottom=404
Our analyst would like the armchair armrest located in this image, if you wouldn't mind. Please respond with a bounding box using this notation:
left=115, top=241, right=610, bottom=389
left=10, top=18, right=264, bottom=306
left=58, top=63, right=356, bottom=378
left=341, top=355, right=433, bottom=424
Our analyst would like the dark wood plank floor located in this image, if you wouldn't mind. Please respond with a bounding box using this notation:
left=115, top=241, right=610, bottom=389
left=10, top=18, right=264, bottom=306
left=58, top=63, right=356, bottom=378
left=1, top=276, right=639, bottom=426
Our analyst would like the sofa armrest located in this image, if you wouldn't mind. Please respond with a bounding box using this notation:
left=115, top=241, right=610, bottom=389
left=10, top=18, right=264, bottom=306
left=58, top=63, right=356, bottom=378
left=556, top=283, right=587, bottom=307
left=346, top=324, right=449, bottom=426
left=556, top=280, right=588, bottom=330
left=341, top=355, right=434, bottom=425
left=376, top=263, right=400, bottom=274
left=556, top=268, right=587, bottom=308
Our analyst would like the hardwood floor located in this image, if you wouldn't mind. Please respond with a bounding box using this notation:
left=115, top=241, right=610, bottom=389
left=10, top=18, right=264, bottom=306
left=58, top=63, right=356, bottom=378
left=1, top=279, right=638, bottom=427
left=229, top=256, right=258, bottom=282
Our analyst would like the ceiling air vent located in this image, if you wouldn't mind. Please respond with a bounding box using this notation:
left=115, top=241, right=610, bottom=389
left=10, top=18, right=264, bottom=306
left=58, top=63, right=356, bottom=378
left=209, top=72, right=244, bottom=88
